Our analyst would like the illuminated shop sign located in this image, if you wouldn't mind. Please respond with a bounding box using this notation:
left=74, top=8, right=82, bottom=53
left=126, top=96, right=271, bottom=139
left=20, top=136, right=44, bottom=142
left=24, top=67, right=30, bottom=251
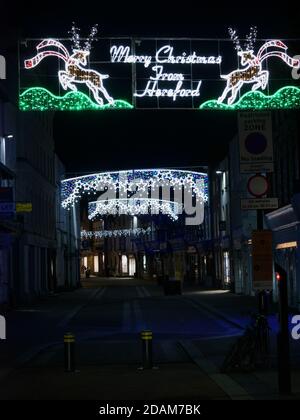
left=19, top=25, right=300, bottom=111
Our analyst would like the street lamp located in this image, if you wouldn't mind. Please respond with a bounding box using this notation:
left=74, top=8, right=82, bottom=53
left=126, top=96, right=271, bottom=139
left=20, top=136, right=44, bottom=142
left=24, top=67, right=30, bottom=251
left=4, top=134, right=14, bottom=140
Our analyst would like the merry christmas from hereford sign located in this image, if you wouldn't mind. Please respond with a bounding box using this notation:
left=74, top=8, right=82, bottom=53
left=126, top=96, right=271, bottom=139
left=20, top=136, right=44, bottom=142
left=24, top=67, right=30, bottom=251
left=19, top=25, right=300, bottom=111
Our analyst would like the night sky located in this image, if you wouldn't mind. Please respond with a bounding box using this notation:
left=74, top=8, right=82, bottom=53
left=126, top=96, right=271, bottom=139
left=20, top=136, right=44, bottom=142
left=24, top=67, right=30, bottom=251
left=3, top=0, right=298, bottom=174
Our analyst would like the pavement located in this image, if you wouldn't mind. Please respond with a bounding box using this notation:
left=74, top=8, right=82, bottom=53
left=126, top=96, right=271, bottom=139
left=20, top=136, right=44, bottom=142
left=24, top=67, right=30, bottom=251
left=0, top=277, right=299, bottom=400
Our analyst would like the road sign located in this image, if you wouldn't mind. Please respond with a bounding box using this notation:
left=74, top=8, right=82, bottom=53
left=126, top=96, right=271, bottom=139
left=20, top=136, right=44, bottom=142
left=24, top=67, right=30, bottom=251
left=247, top=174, right=269, bottom=197
left=241, top=198, right=278, bottom=210
left=16, top=202, right=32, bottom=213
left=252, top=230, right=273, bottom=290
left=238, top=111, right=273, bottom=173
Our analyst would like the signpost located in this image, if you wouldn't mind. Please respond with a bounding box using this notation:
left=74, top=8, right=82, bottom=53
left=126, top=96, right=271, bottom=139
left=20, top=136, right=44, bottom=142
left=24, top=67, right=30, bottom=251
left=275, top=263, right=291, bottom=394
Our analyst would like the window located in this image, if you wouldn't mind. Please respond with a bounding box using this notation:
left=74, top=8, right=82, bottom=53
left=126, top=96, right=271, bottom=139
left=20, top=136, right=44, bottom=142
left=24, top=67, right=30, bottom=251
left=129, top=256, right=136, bottom=277
left=94, top=255, right=99, bottom=273
left=223, top=251, right=231, bottom=284
left=121, top=255, right=128, bottom=274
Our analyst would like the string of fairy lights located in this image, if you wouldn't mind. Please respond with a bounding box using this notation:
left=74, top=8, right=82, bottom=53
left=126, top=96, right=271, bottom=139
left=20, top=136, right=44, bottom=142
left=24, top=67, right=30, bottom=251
left=81, top=227, right=152, bottom=239
left=88, top=199, right=179, bottom=221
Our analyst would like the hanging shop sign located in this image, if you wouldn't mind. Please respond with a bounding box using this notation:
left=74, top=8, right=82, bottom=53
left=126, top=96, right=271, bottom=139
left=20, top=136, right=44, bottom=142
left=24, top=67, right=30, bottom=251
left=19, top=25, right=300, bottom=111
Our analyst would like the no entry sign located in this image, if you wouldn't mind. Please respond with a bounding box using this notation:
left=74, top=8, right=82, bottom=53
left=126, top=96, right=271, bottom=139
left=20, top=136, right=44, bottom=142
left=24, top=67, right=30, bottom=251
left=247, top=174, right=269, bottom=197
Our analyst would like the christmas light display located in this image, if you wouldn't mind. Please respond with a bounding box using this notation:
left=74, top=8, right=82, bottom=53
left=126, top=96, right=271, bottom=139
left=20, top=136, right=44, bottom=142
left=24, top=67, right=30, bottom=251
left=23, top=24, right=115, bottom=107
left=200, top=85, right=300, bottom=110
left=81, top=227, right=151, bottom=239
left=88, top=199, right=179, bottom=221
left=111, top=45, right=222, bottom=67
left=19, top=87, right=133, bottom=111
left=20, top=26, right=300, bottom=111
left=217, top=28, right=300, bottom=105
left=61, top=169, right=208, bottom=210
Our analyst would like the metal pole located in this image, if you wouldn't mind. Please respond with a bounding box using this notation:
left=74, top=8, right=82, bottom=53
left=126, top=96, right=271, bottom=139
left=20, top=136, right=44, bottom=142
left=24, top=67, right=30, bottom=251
left=275, top=264, right=291, bottom=394
left=208, top=166, right=217, bottom=288
left=257, top=208, right=267, bottom=314
left=64, top=332, right=75, bottom=372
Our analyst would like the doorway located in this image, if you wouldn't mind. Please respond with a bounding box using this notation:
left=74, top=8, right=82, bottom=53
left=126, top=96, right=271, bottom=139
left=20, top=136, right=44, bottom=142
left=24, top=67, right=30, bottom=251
left=129, top=256, right=136, bottom=277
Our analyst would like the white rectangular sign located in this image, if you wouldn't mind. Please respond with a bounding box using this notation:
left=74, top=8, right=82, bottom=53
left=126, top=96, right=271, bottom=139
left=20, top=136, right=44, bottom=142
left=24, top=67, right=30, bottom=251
left=238, top=111, right=273, bottom=173
left=241, top=198, right=278, bottom=210
left=241, top=162, right=274, bottom=173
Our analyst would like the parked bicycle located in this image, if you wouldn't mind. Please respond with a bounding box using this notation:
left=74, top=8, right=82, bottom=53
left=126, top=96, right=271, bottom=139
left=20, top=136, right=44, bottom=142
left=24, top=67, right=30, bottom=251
left=221, top=313, right=271, bottom=373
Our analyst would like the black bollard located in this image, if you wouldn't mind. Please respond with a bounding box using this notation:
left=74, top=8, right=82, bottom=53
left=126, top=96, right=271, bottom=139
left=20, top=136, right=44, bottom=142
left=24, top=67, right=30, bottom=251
left=141, top=330, right=153, bottom=369
left=64, top=332, right=75, bottom=372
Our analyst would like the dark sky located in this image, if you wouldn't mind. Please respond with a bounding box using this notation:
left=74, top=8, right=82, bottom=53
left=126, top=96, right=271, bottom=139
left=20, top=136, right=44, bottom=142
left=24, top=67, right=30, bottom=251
left=4, top=0, right=299, bottom=174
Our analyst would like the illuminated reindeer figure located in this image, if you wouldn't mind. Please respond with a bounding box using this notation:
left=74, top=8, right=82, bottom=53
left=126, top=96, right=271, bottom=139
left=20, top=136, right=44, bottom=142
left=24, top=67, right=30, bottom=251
left=218, top=27, right=300, bottom=105
left=24, top=24, right=114, bottom=106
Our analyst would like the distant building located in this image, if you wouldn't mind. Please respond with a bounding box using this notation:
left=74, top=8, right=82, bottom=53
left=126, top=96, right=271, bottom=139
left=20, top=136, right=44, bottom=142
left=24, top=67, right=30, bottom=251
left=80, top=201, right=212, bottom=287
left=13, top=111, right=57, bottom=302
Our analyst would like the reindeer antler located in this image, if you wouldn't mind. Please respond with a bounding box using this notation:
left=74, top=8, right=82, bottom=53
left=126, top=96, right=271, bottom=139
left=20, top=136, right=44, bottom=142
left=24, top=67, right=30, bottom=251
left=245, top=26, right=257, bottom=51
left=84, top=24, right=98, bottom=51
left=69, top=22, right=81, bottom=50
left=228, top=27, right=242, bottom=52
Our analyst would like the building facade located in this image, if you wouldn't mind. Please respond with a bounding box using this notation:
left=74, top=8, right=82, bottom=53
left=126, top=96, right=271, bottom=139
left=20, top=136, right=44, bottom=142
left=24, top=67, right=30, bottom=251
left=0, top=96, right=17, bottom=310
left=55, top=157, right=81, bottom=291
left=213, top=110, right=300, bottom=309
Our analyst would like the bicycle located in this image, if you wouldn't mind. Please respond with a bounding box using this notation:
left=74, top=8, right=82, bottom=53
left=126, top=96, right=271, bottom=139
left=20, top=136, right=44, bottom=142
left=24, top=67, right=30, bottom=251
left=221, top=313, right=271, bottom=373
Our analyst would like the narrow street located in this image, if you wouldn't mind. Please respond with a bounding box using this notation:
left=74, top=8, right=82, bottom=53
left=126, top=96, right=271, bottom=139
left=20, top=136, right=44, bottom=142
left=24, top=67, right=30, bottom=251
left=0, top=278, right=299, bottom=400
